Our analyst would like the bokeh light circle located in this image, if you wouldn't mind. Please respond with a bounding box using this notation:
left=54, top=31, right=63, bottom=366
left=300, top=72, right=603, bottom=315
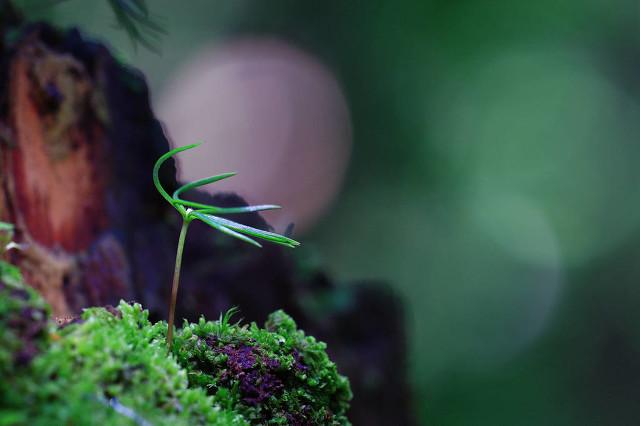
left=157, top=38, right=352, bottom=233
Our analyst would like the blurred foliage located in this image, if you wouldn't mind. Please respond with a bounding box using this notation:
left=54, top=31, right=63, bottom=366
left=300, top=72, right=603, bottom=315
left=14, top=0, right=640, bottom=424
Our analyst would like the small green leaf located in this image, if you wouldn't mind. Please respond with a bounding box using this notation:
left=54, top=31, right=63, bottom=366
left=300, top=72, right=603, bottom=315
left=192, top=212, right=299, bottom=248
left=196, top=205, right=281, bottom=215
left=173, top=173, right=237, bottom=199
left=192, top=213, right=262, bottom=248
left=197, top=205, right=282, bottom=214
left=177, top=201, right=281, bottom=215
left=0, top=260, right=22, bottom=287
left=152, top=143, right=200, bottom=217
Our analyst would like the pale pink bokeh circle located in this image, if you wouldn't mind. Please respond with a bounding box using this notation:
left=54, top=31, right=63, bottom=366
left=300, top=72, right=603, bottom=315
left=156, top=38, right=352, bottom=233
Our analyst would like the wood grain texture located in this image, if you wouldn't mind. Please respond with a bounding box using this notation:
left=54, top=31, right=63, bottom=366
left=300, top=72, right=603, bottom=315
left=1, top=28, right=124, bottom=316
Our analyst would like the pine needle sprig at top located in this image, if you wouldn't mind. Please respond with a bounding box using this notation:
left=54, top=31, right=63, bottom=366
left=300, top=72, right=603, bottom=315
left=23, top=1, right=167, bottom=52
left=107, top=0, right=166, bottom=52
left=153, top=143, right=300, bottom=349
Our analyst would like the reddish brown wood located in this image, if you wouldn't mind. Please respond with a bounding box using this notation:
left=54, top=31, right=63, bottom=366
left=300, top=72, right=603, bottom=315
left=8, top=40, right=108, bottom=252
left=1, top=33, right=123, bottom=316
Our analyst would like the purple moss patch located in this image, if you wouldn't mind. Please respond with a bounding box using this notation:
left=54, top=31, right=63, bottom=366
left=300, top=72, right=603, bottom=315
left=173, top=309, right=352, bottom=425
left=206, top=337, right=287, bottom=407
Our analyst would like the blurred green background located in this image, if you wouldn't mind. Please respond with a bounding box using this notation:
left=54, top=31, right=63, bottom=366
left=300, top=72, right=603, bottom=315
left=20, top=0, right=640, bottom=424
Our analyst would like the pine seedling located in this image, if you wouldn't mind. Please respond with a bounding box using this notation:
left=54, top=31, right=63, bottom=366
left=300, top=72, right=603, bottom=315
left=153, top=144, right=299, bottom=349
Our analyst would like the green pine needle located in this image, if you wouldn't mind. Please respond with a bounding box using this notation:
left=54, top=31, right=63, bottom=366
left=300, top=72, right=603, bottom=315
left=173, top=173, right=237, bottom=199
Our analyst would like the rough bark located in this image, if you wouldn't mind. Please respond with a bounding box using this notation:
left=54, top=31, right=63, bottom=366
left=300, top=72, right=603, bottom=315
left=0, top=6, right=414, bottom=424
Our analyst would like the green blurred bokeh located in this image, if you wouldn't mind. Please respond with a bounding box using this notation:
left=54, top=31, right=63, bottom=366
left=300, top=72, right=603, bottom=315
left=19, top=0, right=640, bottom=424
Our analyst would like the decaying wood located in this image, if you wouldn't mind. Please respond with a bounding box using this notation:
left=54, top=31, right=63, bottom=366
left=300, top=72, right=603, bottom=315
left=2, top=34, right=120, bottom=316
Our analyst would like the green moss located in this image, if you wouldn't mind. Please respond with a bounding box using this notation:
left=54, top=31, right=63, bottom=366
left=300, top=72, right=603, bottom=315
left=0, top=261, right=352, bottom=425
left=19, top=301, right=247, bottom=426
left=173, top=309, right=352, bottom=425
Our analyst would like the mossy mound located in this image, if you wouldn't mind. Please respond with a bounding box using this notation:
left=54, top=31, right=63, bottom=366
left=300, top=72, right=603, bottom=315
left=173, top=310, right=352, bottom=425
left=23, top=302, right=247, bottom=426
left=0, top=289, right=245, bottom=425
left=0, top=260, right=351, bottom=425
